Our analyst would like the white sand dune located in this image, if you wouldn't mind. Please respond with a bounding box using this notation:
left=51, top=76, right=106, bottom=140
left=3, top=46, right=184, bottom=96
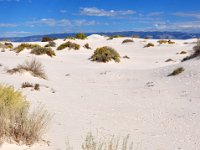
left=0, top=36, right=200, bottom=150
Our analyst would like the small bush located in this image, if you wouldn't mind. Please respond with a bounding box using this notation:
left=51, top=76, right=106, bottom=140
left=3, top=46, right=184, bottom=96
left=44, top=41, right=56, bottom=47
left=41, top=36, right=53, bottom=42
left=0, top=85, right=50, bottom=145
left=123, top=55, right=130, bottom=59
left=180, top=51, right=187, bottom=54
left=7, top=58, right=47, bottom=79
left=84, top=43, right=91, bottom=49
left=57, top=41, right=80, bottom=50
left=132, top=35, right=140, bottom=38
left=21, top=82, right=34, bottom=88
left=165, top=58, right=173, bottom=62
left=14, top=43, right=41, bottom=53
left=64, top=36, right=76, bottom=40
left=168, top=67, right=184, bottom=76
left=75, top=33, right=87, bottom=40
left=182, top=39, right=200, bottom=61
left=157, top=40, right=168, bottom=44
left=31, top=47, right=56, bottom=57
left=0, top=42, right=13, bottom=49
left=107, top=35, right=124, bottom=40
left=168, top=40, right=175, bottom=44
left=144, top=43, right=154, bottom=48
left=122, top=39, right=134, bottom=44
left=90, top=46, right=120, bottom=63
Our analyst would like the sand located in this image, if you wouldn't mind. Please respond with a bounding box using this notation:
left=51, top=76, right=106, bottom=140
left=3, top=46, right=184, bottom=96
left=0, top=35, right=200, bottom=150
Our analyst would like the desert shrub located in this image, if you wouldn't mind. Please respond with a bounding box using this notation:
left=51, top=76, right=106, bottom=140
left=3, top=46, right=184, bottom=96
left=123, top=55, right=130, bottom=59
left=34, top=84, right=40, bottom=91
left=122, top=39, right=134, bottom=44
left=182, top=39, right=200, bottom=61
left=75, top=33, right=87, bottom=40
left=168, top=40, right=175, bottom=44
left=44, top=41, right=56, bottom=47
left=107, top=35, right=124, bottom=40
left=165, top=59, right=173, bottom=62
left=0, top=85, right=50, bottom=145
left=132, top=35, right=140, bottom=38
left=41, top=36, right=53, bottom=42
left=31, top=47, right=56, bottom=57
left=0, top=42, right=13, bottom=49
left=84, top=43, right=91, bottom=49
left=144, top=43, right=154, bottom=48
left=168, top=67, right=184, bottom=76
left=7, top=58, right=47, bottom=79
left=180, top=51, right=187, bottom=54
left=90, top=46, right=120, bottom=63
left=14, top=43, right=41, bottom=53
left=157, top=40, right=168, bottom=44
left=21, top=82, right=34, bottom=88
left=57, top=41, right=80, bottom=50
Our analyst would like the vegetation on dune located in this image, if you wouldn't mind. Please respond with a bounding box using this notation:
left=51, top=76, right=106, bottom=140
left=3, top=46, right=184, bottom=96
left=31, top=47, right=56, bottom=57
left=7, top=58, right=47, bottom=79
left=44, top=41, right=56, bottom=47
left=168, top=67, right=185, bottom=76
left=0, top=85, right=50, bottom=145
left=157, top=40, right=175, bottom=44
left=132, top=35, right=140, bottom=38
left=14, top=43, right=41, bottom=53
left=84, top=43, right=91, bottom=49
left=41, top=36, right=53, bottom=42
left=57, top=41, right=80, bottom=50
left=144, top=43, right=154, bottom=48
left=107, top=35, right=124, bottom=40
left=90, top=46, right=120, bottom=63
left=75, top=33, right=87, bottom=40
left=21, top=82, right=40, bottom=91
left=122, top=39, right=134, bottom=44
left=0, top=42, right=13, bottom=49
left=182, top=39, right=200, bottom=61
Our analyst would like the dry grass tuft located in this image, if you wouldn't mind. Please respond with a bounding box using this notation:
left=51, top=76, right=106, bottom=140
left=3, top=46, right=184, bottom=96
left=0, top=85, right=50, bottom=145
left=14, top=43, right=41, bottom=53
left=122, top=39, right=134, bottom=44
left=31, top=47, right=56, bottom=57
left=144, top=43, right=154, bottom=48
left=7, top=58, right=47, bottom=79
left=168, top=67, right=185, bottom=76
left=57, top=41, right=80, bottom=50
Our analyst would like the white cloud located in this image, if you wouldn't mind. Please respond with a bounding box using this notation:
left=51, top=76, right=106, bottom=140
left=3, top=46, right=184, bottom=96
left=26, top=18, right=97, bottom=27
left=80, top=7, right=135, bottom=17
left=173, top=12, right=200, bottom=19
left=0, top=23, right=18, bottom=27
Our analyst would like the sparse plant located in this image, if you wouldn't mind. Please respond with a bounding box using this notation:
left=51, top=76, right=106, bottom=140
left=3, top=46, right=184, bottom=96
left=75, top=33, right=87, bottom=40
left=0, top=42, right=13, bottom=49
left=165, top=59, right=173, bottom=62
left=182, top=39, right=200, bottom=61
left=168, top=40, right=175, bottom=44
left=84, top=43, right=91, bottom=49
left=180, top=51, right=187, bottom=54
left=168, top=67, right=184, bottom=76
left=34, top=84, right=40, bottom=91
left=122, top=39, right=134, bottom=44
left=57, top=41, right=80, bottom=50
left=0, top=85, right=50, bottom=145
left=132, top=35, right=140, bottom=38
left=21, top=82, right=34, bottom=88
left=41, top=36, right=53, bottom=42
left=107, top=35, right=124, bottom=40
left=31, top=47, right=56, bottom=57
left=7, top=58, right=47, bottom=79
left=90, top=46, right=120, bottom=63
left=144, top=43, right=154, bottom=48
left=44, top=41, right=56, bottom=47
left=14, top=43, right=41, bottom=53
left=123, top=55, right=130, bottom=59
left=157, top=40, right=168, bottom=44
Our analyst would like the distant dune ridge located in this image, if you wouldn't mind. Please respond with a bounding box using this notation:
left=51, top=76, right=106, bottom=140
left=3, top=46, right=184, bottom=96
left=0, top=35, right=200, bottom=150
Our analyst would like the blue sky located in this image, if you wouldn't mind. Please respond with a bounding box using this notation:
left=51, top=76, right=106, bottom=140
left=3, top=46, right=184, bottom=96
left=0, top=0, right=200, bottom=37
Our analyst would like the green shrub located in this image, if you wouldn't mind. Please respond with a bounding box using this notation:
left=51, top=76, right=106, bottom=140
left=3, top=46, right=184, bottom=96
left=44, top=41, right=56, bottom=47
left=14, top=43, right=41, bottom=53
left=107, top=35, right=124, bottom=40
left=75, top=33, right=87, bottom=40
left=0, top=42, right=13, bottom=49
left=90, top=46, right=120, bottom=63
left=31, top=47, right=56, bottom=57
left=84, top=43, right=91, bottom=49
left=64, top=36, right=76, bottom=40
left=7, top=58, right=47, bottom=79
left=0, top=85, right=50, bottom=145
left=144, top=43, right=154, bottom=48
left=157, top=40, right=168, bottom=44
left=182, top=39, right=200, bottom=61
left=168, top=67, right=184, bottom=76
left=57, top=41, right=80, bottom=50
left=41, top=36, right=53, bottom=42
left=122, top=39, right=134, bottom=44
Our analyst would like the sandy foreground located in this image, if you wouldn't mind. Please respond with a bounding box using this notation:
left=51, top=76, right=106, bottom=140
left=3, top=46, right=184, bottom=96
left=0, top=35, right=200, bottom=150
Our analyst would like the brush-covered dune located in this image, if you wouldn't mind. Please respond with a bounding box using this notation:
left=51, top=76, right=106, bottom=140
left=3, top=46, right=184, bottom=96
left=0, top=35, right=200, bottom=150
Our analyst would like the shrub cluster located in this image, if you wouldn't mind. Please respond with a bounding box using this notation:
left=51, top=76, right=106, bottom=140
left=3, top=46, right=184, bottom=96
left=57, top=41, right=80, bottom=50
left=107, top=35, right=124, bottom=40
left=122, top=39, right=134, bottom=44
left=89, top=46, right=120, bottom=63
left=182, top=39, right=200, bottom=61
left=168, top=67, right=184, bottom=76
left=21, top=82, right=40, bottom=91
left=14, top=43, right=41, bottom=53
left=41, top=36, right=53, bottom=42
left=31, top=47, right=56, bottom=57
left=84, top=43, right=91, bottom=49
left=75, top=33, right=87, bottom=40
left=144, top=43, right=154, bottom=48
left=0, top=42, right=13, bottom=49
left=44, top=41, right=56, bottom=47
left=0, top=85, right=50, bottom=145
